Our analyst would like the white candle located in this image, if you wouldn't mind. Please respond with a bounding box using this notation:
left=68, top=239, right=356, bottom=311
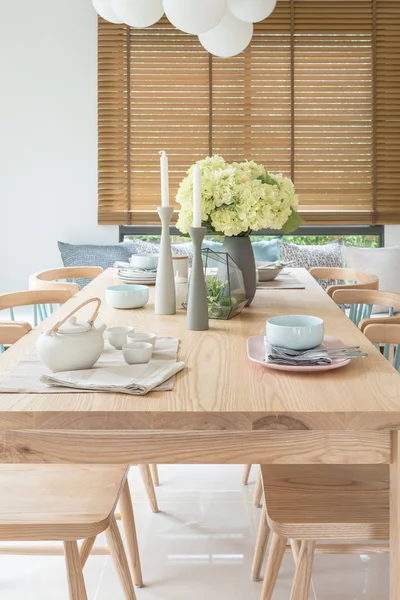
left=193, top=163, right=202, bottom=228
left=160, top=150, right=169, bottom=207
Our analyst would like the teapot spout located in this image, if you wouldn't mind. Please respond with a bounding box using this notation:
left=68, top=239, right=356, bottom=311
left=97, top=323, right=107, bottom=334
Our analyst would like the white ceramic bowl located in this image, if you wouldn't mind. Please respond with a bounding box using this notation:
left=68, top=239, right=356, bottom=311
left=122, top=342, right=153, bottom=365
left=127, top=332, right=156, bottom=347
left=129, top=254, right=159, bottom=270
left=105, top=326, right=133, bottom=350
left=266, top=315, right=324, bottom=350
left=257, top=265, right=284, bottom=282
left=105, top=285, right=149, bottom=309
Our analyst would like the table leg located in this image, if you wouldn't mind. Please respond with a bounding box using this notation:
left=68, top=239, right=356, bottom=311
left=391, top=431, right=400, bottom=600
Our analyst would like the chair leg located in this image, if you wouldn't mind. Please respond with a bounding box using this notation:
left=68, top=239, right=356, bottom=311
left=106, top=516, right=136, bottom=600
left=64, top=541, right=88, bottom=600
left=290, top=540, right=316, bottom=600
left=252, top=502, right=270, bottom=581
left=253, top=469, right=263, bottom=507
left=119, top=479, right=143, bottom=587
left=260, top=532, right=287, bottom=600
left=150, top=464, right=159, bottom=486
left=139, top=464, right=159, bottom=513
left=242, top=464, right=252, bottom=485
left=80, top=536, right=97, bottom=568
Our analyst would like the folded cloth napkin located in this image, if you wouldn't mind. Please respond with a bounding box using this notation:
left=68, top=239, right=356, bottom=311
left=265, top=343, right=332, bottom=366
left=40, top=360, right=185, bottom=396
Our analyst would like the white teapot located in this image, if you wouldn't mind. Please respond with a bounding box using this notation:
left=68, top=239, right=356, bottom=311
left=36, top=298, right=106, bottom=372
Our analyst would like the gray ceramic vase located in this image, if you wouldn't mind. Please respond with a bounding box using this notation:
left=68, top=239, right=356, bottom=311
left=222, top=236, right=256, bottom=306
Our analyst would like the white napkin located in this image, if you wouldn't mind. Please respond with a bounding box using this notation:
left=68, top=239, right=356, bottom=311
left=40, top=361, right=185, bottom=396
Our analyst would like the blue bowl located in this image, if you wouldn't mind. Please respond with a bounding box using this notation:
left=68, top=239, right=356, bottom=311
left=266, top=314, right=324, bottom=350
left=105, top=285, right=149, bottom=309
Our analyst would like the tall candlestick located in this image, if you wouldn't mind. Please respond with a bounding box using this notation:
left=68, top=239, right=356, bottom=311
left=193, top=163, right=202, bottom=227
left=160, top=150, right=169, bottom=207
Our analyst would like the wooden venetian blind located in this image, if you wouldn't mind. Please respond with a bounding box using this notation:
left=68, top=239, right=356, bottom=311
left=98, top=0, right=400, bottom=226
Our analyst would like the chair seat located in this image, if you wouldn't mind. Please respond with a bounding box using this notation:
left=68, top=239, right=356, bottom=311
left=261, top=464, right=389, bottom=540
left=0, top=465, right=127, bottom=541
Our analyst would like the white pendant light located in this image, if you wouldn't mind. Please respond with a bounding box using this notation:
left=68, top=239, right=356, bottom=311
left=92, top=0, right=123, bottom=23
left=111, top=0, right=164, bottom=28
left=163, top=0, right=227, bottom=35
left=228, top=0, right=277, bottom=23
left=199, top=10, right=253, bottom=58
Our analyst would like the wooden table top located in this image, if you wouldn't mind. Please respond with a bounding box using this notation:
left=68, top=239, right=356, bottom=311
left=1, top=267, right=400, bottom=432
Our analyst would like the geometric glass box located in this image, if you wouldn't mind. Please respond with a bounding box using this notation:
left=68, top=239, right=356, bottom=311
left=200, top=248, right=247, bottom=320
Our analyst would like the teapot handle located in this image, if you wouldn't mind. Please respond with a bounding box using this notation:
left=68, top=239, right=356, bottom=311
left=46, top=297, right=101, bottom=336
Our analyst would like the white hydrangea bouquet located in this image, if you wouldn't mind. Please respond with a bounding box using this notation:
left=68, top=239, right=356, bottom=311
left=176, top=155, right=301, bottom=237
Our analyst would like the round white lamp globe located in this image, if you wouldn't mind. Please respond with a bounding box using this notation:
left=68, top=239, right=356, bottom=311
left=228, top=0, right=277, bottom=23
left=163, top=0, right=226, bottom=35
left=199, top=10, right=253, bottom=58
left=111, top=0, right=164, bottom=28
left=92, top=0, right=123, bottom=23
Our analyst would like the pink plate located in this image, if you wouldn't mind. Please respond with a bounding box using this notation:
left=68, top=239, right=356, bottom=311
left=247, top=335, right=351, bottom=373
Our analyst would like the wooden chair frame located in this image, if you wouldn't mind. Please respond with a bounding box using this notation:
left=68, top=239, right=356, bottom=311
left=309, top=267, right=379, bottom=298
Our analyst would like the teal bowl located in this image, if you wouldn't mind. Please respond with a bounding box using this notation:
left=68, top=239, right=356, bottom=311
left=266, top=315, right=324, bottom=350
left=105, top=285, right=149, bottom=309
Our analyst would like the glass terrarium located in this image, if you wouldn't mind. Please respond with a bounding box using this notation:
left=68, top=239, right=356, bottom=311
left=201, top=249, right=247, bottom=320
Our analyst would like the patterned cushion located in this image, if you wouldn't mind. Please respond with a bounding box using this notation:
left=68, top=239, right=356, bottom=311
left=278, top=241, right=343, bottom=289
left=58, top=241, right=135, bottom=287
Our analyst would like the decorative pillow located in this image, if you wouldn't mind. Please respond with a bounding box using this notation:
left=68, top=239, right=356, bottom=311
left=58, top=241, right=135, bottom=287
left=278, top=241, right=343, bottom=289
left=251, top=239, right=280, bottom=263
left=133, top=239, right=160, bottom=255
left=342, top=244, right=400, bottom=313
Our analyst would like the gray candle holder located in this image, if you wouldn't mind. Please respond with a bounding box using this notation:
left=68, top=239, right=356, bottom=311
left=186, top=226, right=209, bottom=331
left=155, top=206, right=176, bottom=315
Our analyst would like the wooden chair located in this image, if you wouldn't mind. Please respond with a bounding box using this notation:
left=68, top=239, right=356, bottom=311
left=0, top=465, right=141, bottom=599
left=252, top=464, right=389, bottom=600
left=309, top=267, right=379, bottom=298
left=242, top=465, right=263, bottom=507
left=0, top=290, right=74, bottom=323
left=360, top=316, right=400, bottom=371
left=332, top=288, right=400, bottom=327
left=0, top=321, right=31, bottom=354
left=29, top=267, right=103, bottom=325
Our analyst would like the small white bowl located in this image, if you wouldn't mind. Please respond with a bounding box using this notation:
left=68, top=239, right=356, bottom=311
left=127, top=332, right=156, bottom=347
left=129, top=254, right=159, bottom=270
left=257, top=265, right=284, bottom=282
left=105, top=285, right=149, bottom=309
left=122, top=342, right=153, bottom=365
left=266, top=315, right=324, bottom=350
left=105, top=326, right=133, bottom=350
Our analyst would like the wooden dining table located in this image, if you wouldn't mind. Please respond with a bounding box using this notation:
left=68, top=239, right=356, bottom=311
left=1, top=267, right=400, bottom=597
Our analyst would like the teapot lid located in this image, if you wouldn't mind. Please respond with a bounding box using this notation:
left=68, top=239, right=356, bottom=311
left=58, top=316, right=91, bottom=335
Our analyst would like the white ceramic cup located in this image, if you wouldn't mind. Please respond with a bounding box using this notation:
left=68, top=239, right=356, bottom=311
left=266, top=315, right=324, bottom=351
left=122, top=342, right=153, bottom=365
left=127, top=332, right=156, bottom=347
left=105, top=326, right=133, bottom=350
left=129, top=254, right=159, bottom=270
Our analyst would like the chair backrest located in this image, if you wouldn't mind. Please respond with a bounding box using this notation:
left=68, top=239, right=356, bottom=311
left=332, top=289, right=400, bottom=327
left=0, top=321, right=31, bottom=346
left=360, top=316, right=400, bottom=372
left=309, top=267, right=379, bottom=298
left=0, top=290, right=73, bottom=311
left=29, top=267, right=103, bottom=294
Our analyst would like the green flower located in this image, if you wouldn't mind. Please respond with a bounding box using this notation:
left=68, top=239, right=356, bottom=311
left=176, top=155, right=300, bottom=236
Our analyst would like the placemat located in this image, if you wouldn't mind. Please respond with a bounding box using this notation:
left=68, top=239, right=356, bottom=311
left=0, top=337, right=179, bottom=393
left=257, top=274, right=305, bottom=290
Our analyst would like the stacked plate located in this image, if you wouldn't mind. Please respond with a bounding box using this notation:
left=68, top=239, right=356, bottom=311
left=117, top=268, right=157, bottom=286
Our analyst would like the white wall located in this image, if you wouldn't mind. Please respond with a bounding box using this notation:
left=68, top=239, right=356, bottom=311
left=0, top=1, right=399, bottom=294
left=0, top=0, right=118, bottom=293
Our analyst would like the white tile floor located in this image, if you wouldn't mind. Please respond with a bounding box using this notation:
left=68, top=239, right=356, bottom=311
left=0, top=464, right=389, bottom=599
